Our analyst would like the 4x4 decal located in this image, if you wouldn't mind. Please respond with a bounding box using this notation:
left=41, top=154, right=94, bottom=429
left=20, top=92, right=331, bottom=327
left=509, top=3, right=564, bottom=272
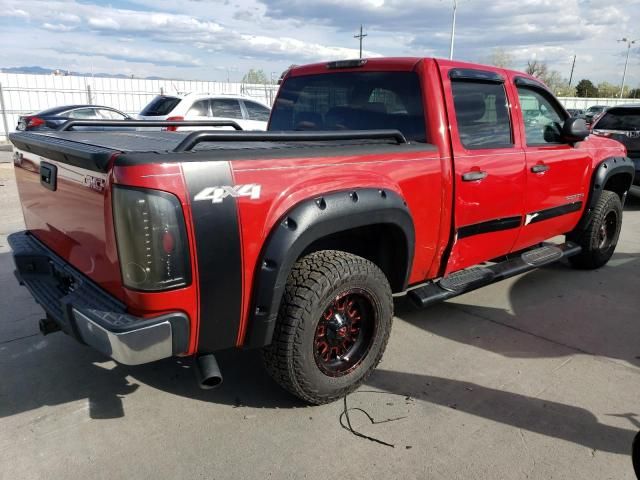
left=194, top=184, right=261, bottom=203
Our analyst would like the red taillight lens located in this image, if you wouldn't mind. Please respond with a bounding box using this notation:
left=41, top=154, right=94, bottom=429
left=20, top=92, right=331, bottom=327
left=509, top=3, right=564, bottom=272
left=164, top=116, right=184, bottom=132
left=27, top=116, right=45, bottom=128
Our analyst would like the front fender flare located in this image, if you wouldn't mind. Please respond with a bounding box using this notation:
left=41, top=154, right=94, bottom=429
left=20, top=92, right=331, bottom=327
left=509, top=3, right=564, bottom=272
left=243, top=188, right=414, bottom=348
left=573, top=156, right=634, bottom=233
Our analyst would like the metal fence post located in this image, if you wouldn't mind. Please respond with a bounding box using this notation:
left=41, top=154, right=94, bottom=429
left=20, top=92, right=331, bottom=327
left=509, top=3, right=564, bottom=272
left=86, top=84, right=92, bottom=104
left=0, top=82, right=9, bottom=140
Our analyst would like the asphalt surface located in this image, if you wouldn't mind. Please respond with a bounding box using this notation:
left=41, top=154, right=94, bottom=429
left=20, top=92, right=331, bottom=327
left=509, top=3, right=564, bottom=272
left=1, top=153, right=639, bottom=479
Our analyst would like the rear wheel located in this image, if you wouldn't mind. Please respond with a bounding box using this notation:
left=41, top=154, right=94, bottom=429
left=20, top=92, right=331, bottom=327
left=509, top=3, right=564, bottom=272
left=568, top=190, right=623, bottom=269
left=262, top=250, right=393, bottom=404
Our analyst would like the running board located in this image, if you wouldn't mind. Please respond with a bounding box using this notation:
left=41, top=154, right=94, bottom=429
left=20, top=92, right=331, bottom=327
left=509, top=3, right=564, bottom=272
left=407, top=242, right=582, bottom=308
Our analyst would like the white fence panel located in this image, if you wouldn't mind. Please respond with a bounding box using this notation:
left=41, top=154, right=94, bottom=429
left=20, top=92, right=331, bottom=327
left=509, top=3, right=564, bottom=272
left=0, top=73, right=277, bottom=140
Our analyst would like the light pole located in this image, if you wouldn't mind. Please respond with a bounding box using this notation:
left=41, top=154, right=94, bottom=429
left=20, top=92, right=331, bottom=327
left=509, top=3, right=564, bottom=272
left=449, top=0, right=457, bottom=60
left=618, top=37, right=637, bottom=99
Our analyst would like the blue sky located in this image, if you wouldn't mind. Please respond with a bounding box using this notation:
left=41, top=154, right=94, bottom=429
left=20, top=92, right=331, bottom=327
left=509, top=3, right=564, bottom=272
left=0, top=0, right=638, bottom=86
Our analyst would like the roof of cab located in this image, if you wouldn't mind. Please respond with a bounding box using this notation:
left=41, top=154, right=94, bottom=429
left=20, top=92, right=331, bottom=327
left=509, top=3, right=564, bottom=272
left=286, top=56, right=546, bottom=88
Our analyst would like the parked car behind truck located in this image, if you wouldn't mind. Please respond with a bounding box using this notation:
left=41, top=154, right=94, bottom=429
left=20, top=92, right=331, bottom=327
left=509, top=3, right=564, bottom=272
left=138, top=93, right=270, bottom=131
left=8, top=57, right=634, bottom=404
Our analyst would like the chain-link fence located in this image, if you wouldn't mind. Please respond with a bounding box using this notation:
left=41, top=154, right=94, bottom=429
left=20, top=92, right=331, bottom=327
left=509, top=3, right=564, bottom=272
left=0, top=73, right=278, bottom=140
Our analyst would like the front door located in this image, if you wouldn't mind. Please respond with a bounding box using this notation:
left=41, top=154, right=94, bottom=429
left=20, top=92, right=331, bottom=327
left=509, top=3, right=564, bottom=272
left=439, top=66, right=527, bottom=273
left=508, top=77, right=592, bottom=251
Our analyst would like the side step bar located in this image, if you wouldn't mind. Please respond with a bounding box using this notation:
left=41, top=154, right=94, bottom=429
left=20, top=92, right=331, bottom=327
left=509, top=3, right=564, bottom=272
left=407, top=242, right=582, bottom=308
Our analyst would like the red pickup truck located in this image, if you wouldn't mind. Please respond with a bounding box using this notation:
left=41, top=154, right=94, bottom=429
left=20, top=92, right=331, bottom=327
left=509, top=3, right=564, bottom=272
left=8, top=58, right=635, bottom=404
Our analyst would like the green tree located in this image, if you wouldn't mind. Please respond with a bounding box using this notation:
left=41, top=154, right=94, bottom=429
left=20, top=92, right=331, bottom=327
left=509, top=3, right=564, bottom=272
left=575, top=79, right=598, bottom=97
left=540, top=70, right=575, bottom=96
left=629, top=88, right=640, bottom=99
left=242, top=69, right=268, bottom=85
left=596, top=81, right=619, bottom=98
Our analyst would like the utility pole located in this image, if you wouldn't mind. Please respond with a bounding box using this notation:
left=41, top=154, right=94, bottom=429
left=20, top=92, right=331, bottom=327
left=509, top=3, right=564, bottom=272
left=449, top=0, right=457, bottom=60
left=618, top=37, right=637, bottom=99
left=568, top=54, right=576, bottom=88
left=354, top=25, right=367, bottom=59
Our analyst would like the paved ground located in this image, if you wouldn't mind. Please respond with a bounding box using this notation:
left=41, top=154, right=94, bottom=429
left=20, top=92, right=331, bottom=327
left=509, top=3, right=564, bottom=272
left=1, top=158, right=639, bottom=479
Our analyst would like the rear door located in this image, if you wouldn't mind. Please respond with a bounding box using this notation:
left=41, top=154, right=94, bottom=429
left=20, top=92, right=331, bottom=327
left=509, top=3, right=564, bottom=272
left=509, top=76, right=592, bottom=251
left=439, top=65, right=526, bottom=273
left=211, top=99, right=247, bottom=130
left=241, top=100, right=270, bottom=131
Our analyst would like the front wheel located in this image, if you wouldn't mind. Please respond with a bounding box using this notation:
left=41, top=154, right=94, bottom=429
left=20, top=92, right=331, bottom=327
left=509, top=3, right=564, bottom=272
left=262, top=250, right=393, bottom=404
left=568, top=190, right=623, bottom=269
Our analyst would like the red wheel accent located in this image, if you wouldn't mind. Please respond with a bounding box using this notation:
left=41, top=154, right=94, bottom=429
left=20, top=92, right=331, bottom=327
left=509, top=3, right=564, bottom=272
left=313, top=288, right=378, bottom=377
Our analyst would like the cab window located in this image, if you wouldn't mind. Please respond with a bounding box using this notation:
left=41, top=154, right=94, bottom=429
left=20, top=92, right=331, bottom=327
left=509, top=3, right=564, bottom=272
left=451, top=80, right=513, bottom=149
left=517, top=87, right=567, bottom=145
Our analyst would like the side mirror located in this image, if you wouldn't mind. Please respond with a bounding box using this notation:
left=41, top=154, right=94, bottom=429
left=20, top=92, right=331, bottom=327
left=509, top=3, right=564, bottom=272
left=562, top=117, right=589, bottom=143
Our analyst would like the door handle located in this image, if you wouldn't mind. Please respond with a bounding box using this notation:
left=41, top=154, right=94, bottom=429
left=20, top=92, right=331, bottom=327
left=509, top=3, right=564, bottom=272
left=462, top=170, right=488, bottom=182
left=531, top=164, right=550, bottom=174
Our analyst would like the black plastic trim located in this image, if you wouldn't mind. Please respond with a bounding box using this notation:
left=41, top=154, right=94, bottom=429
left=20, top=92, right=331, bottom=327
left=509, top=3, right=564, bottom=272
left=573, top=156, right=635, bottom=233
left=182, top=162, right=243, bottom=353
left=527, top=201, right=582, bottom=224
left=58, top=119, right=243, bottom=131
left=457, top=216, right=522, bottom=239
left=449, top=68, right=504, bottom=83
left=173, top=130, right=408, bottom=152
left=514, top=76, right=552, bottom=91
left=244, top=188, right=415, bottom=348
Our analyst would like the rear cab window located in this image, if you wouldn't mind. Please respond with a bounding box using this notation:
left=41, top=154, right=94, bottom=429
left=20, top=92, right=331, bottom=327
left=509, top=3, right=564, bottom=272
left=269, top=71, right=427, bottom=142
left=450, top=80, right=513, bottom=149
left=140, top=96, right=181, bottom=116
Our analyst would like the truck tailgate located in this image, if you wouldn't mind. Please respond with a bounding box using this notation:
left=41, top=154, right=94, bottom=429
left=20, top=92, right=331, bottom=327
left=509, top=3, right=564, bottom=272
left=10, top=132, right=123, bottom=300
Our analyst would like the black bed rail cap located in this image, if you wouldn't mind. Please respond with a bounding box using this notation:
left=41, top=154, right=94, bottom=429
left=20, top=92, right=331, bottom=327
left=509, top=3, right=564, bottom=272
left=172, top=129, right=408, bottom=152
left=57, top=119, right=243, bottom=131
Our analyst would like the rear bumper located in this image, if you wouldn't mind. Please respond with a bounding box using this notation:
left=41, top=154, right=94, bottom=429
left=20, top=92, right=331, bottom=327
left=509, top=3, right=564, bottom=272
left=8, top=231, right=189, bottom=365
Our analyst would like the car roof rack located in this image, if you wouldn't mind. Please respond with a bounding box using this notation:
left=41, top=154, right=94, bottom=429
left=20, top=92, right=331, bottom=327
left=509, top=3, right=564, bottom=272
left=172, top=130, right=408, bottom=152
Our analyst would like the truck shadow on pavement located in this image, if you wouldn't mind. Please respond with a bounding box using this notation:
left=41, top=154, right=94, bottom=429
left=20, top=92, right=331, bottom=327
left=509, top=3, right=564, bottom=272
left=367, top=369, right=636, bottom=455
left=396, top=251, right=640, bottom=369
left=1, top=252, right=638, bottom=458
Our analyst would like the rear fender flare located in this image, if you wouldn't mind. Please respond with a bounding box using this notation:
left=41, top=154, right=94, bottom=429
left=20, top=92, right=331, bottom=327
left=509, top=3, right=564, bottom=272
left=243, top=188, right=415, bottom=348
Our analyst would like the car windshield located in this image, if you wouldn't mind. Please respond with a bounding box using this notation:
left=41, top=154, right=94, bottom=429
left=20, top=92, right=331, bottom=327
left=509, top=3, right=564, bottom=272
left=595, top=108, right=640, bottom=130
left=269, top=71, right=427, bottom=142
left=588, top=106, right=604, bottom=112
left=140, top=96, right=181, bottom=116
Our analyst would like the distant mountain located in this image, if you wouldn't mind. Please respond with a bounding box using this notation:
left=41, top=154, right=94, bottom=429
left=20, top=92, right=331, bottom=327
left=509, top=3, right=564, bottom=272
left=0, top=66, right=166, bottom=80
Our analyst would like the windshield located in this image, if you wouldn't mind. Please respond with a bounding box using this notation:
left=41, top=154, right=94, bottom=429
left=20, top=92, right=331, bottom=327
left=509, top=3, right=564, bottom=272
left=595, top=108, right=640, bottom=130
left=140, top=96, right=181, bottom=116
left=269, top=71, right=427, bottom=142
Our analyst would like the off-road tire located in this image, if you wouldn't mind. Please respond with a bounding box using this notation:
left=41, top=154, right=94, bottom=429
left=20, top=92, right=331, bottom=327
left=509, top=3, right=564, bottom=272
left=568, top=190, right=623, bottom=269
left=262, top=250, right=393, bottom=404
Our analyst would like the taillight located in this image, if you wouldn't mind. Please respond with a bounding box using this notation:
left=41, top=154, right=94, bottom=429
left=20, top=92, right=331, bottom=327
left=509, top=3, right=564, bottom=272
left=113, top=186, right=191, bottom=291
left=26, top=116, right=45, bottom=128
left=164, top=116, right=184, bottom=132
